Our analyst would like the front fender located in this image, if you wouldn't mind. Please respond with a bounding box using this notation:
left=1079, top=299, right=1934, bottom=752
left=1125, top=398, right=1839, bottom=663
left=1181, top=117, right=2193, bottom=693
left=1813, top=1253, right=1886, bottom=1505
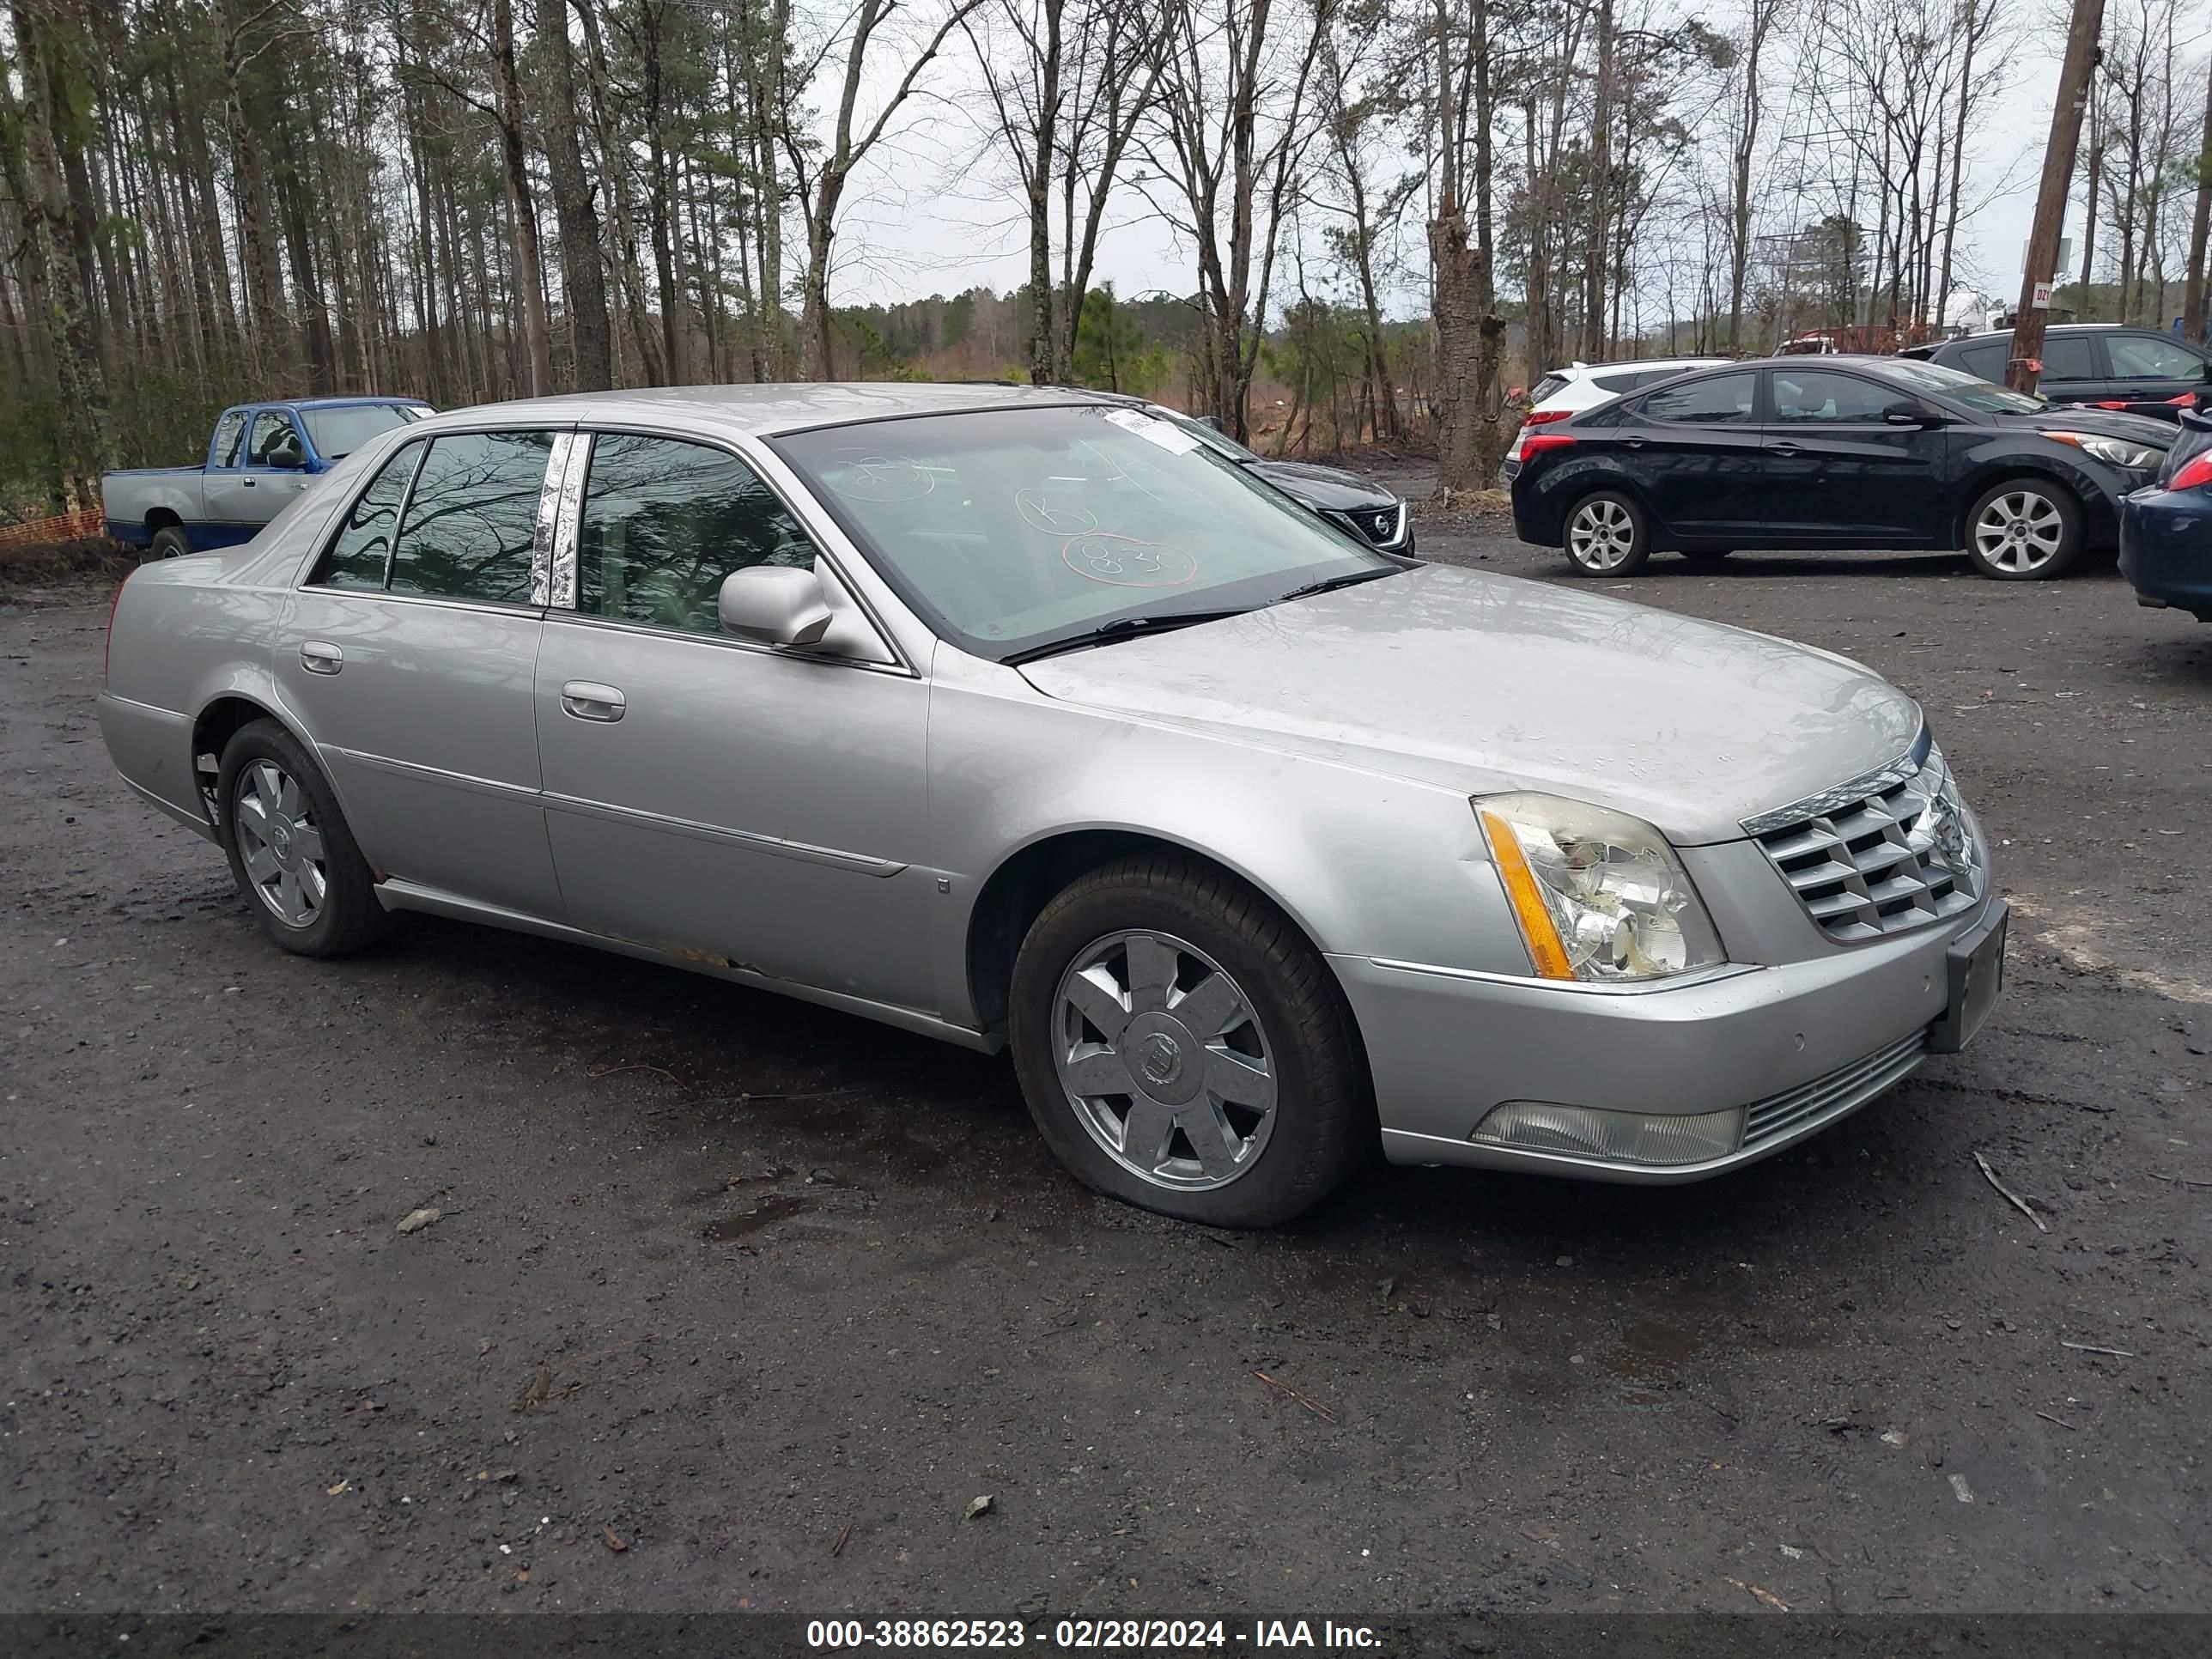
left=923, top=648, right=1529, bottom=1030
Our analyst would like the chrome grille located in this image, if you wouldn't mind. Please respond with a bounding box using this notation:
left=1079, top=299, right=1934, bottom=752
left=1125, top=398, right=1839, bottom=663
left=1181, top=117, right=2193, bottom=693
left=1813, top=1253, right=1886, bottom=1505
left=1747, top=741, right=1983, bottom=943
left=1742, top=1031, right=1927, bottom=1149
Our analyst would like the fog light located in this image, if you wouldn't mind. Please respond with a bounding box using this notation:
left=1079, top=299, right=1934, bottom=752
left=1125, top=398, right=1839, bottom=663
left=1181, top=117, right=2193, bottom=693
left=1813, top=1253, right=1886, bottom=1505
left=1472, top=1101, right=1745, bottom=1166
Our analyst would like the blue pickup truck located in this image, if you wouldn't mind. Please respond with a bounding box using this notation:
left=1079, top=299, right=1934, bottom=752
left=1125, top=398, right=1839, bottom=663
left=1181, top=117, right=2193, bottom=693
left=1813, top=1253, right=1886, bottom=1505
left=102, top=397, right=433, bottom=558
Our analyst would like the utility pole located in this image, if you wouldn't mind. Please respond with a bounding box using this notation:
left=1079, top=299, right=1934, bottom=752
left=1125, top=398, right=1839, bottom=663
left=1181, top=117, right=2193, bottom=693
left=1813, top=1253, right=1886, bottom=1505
left=2008, top=0, right=2106, bottom=392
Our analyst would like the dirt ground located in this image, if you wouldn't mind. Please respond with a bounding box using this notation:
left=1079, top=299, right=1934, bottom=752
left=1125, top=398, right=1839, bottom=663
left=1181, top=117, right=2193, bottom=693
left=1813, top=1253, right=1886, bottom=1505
left=3, top=507, right=2208, bottom=1633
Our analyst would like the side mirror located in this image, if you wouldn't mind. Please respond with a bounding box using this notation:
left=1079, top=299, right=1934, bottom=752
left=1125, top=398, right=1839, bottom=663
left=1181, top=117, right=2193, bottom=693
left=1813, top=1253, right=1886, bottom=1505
left=270, top=441, right=305, bottom=468
left=1195, top=414, right=1224, bottom=432
left=1884, top=400, right=1942, bottom=426
left=719, top=564, right=832, bottom=648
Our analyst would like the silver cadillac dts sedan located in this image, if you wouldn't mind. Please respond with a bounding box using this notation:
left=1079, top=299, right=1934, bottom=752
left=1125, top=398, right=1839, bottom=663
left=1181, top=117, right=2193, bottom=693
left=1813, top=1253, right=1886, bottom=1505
left=97, top=385, right=2006, bottom=1226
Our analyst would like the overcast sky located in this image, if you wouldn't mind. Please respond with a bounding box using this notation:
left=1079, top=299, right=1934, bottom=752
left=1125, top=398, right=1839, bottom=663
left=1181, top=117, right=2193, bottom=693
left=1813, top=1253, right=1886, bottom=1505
left=823, top=22, right=2092, bottom=325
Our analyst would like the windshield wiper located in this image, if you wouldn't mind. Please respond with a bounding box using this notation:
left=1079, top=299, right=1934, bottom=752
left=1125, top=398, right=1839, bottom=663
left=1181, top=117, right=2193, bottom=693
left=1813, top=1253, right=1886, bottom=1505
left=1003, top=608, right=1249, bottom=666
left=1274, top=567, right=1399, bottom=604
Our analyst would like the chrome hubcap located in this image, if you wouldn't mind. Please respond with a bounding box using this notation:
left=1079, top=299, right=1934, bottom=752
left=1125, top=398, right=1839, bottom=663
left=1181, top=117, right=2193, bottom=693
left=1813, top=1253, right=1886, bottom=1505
left=1973, top=491, right=2063, bottom=572
left=1568, top=499, right=1636, bottom=569
left=1052, top=930, right=1277, bottom=1192
left=234, top=760, right=327, bottom=928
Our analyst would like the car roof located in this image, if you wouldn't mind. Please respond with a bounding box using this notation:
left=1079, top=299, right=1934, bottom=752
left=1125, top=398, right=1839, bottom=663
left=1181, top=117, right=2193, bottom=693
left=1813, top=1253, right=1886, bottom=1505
left=1955, top=324, right=2124, bottom=339
left=1551, top=356, right=1726, bottom=378
left=234, top=396, right=434, bottom=415
left=409, top=382, right=1113, bottom=440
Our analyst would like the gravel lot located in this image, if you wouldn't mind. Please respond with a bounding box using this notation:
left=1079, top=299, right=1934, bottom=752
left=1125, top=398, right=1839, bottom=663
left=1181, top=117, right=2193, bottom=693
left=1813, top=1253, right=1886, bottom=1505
left=3, top=511, right=2209, bottom=1627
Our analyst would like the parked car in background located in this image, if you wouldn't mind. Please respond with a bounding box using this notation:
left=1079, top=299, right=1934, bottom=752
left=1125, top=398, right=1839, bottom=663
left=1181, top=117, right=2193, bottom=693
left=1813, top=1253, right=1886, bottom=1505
left=1903, top=325, right=2212, bottom=422
left=2120, top=406, right=2212, bottom=619
left=102, top=398, right=433, bottom=558
left=1083, top=392, right=1415, bottom=554
left=1510, top=356, right=2171, bottom=580
left=96, top=384, right=2002, bottom=1227
left=1501, top=356, right=1729, bottom=481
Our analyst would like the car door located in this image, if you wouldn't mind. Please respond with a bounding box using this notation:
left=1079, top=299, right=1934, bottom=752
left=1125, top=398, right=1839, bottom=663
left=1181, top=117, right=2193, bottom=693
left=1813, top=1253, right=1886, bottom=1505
left=200, top=407, right=260, bottom=531
left=532, top=429, right=938, bottom=1014
left=1621, top=370, right=1768, bottom=538
left=273, top=425, right=567, bottom=918
left=2102, top=331, right=2210, bottom=408
left=1756, top=367, right=1950, bottom=542
left=211, top=409, right=315, bottom=529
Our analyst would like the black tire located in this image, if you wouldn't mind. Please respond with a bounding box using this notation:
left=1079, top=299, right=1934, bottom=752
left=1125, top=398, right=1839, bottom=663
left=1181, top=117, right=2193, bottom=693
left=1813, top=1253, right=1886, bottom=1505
left=1962, top=477, right=2082, bottom=580
left=216, top=718, right=386, bottom=957
left=1560, top=489, right=1652, bottom=575
left=1008, top=854, right=1373, bottom=1228
left=149, top=525, right=191, bottom=560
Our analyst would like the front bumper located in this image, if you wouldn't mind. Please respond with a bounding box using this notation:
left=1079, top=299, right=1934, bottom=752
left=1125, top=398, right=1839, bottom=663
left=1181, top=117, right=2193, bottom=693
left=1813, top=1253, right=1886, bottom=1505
left=1333, top=893, right=2005, bottom=1184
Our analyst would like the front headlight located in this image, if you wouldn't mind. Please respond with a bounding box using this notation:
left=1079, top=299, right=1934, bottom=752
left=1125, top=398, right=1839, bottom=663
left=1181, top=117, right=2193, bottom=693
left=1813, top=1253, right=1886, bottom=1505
left=2050, top=431, right=2164, bottom=471
left=1474, top=793, right=1725, bottom=982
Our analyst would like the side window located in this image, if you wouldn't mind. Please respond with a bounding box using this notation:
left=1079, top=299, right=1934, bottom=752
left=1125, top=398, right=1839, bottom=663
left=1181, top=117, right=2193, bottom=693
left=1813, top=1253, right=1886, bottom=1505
left=578, top=434, right=818, bottom=635
left=212, top=410, right=248, bottom=469
left=2107, top=333, right=2202, bottom=380
left=1769, top=370, right=1897, bottom=424
left=248, top=411, right=299, bottom=465
left=1641, top=372, right=1757, bottom=425
left=309, top=441, right=423, bottom=590
left=1956, top=342, right=2007, bottom=382
left=387, top=430, right=554, bottom=605
left=2038, top=336, right=2097, bottom=380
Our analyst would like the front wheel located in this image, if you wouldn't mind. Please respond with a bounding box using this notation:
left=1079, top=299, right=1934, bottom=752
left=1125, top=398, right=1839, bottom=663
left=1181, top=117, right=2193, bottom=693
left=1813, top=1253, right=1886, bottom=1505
left=1008, top=855, right=1372, bottom=1227
left=1965, top=478, right=2081, bottom=580
left=1562, top=491, right=1652, bottom=575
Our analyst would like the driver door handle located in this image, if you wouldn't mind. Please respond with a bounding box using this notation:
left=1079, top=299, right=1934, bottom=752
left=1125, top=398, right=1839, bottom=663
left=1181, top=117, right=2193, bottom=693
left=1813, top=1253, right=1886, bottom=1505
left=300, top=641, right=343, bottom=675
left=561, top=681, right=626, bottom=722
left=1765, top=441, right=1805, bottom=457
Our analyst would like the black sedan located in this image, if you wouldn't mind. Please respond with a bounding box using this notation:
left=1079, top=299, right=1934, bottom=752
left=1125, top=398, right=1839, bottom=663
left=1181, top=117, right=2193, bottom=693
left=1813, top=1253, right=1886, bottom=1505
left=1508, top=356, right=2172, bottom=580
left=2120, top=407, right=2212, bottom=620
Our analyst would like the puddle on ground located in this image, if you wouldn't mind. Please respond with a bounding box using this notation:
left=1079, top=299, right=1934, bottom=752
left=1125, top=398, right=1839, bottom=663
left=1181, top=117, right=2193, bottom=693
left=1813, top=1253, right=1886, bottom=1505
left=703, top=1193, right=816, bottom=1240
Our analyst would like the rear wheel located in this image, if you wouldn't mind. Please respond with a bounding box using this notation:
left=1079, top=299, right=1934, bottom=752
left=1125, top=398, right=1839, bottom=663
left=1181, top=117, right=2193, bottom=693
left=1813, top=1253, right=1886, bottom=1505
left=1965, top=478, right=2081, bottom=580
left=1562, top=491, right=1651, bottom=575
left=1008, top=855, right=1372, bottom=1228
left=149, top=525, right=191, bottom=560
left=216, top=719, right=386, bottom=957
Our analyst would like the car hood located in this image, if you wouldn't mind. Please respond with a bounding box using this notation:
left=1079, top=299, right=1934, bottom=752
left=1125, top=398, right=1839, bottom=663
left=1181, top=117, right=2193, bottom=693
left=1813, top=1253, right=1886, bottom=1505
left=1999, top=406, right=2175, bottom=447
left=1017, top=565, right=1922, bottom=846
left=1246, top=458, right=1401, bottom=511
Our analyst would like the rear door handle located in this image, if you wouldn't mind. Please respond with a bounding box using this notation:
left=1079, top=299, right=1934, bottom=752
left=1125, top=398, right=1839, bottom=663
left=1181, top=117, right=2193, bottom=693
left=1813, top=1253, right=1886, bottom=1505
left=1765, top=441, right=1805, bottom=457
left=560, top=681, right=626, bottom=722
left=300, top=640, right=343, bottom=675
left=1622, top=437, right=1647, bottom=449
left=240, top=477, right=258, bottom=488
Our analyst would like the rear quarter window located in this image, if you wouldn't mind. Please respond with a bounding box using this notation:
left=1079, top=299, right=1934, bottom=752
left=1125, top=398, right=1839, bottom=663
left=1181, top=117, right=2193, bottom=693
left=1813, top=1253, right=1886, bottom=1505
left=1529, top=374, right=1570, bottom=403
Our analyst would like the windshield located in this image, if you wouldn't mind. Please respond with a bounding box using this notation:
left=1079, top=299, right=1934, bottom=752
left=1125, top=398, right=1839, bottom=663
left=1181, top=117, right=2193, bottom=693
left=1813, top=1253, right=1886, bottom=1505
left=1876, top=358, right=2045, bottom=416
left=771, top=404, right=1393, bottom=661
left=300, top=403, right=431, bottom=459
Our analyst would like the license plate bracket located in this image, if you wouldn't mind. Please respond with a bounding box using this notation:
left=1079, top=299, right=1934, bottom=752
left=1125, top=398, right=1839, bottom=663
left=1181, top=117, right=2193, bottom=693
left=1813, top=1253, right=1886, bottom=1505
left=1929, top=902, right=2007, bottom=1054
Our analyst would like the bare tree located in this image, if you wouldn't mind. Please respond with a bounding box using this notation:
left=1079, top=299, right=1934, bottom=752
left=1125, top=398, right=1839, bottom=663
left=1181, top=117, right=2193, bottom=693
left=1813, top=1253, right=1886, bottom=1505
left=781, top=0, right=989, bottom=380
